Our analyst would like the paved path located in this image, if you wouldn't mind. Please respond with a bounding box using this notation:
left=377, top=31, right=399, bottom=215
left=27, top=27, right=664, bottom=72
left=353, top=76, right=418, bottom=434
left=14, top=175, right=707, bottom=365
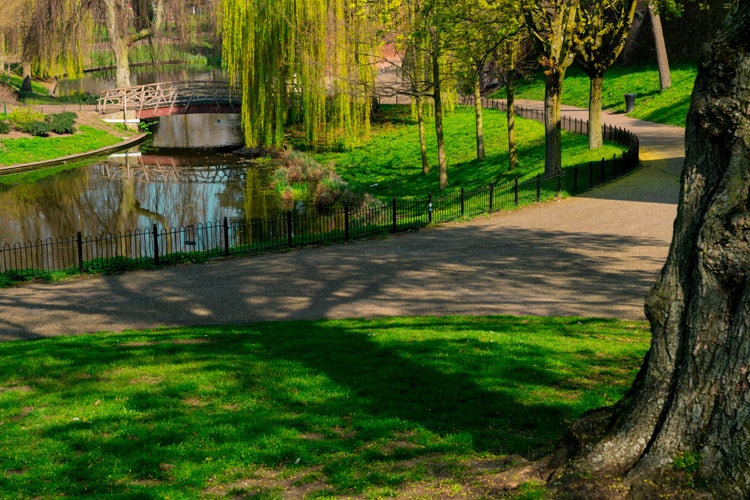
left=0, top=104, right=685, bottom=340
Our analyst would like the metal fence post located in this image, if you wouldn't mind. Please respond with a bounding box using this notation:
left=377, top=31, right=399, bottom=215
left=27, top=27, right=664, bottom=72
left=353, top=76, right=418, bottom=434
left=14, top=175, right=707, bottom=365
left=77, top=231, right=84, bottom=273
left=514, top=177, right=519, bottom=206
left=536, top=174, right=541, bottom=201
left=152, top=224, right=160, bottom=266
left=428, top=193, right=433, bottom=223
left=574, top=166, right=579, bottom=193
left=489, top=184, right=494, bottom=212
left=223, top=217, right=230, bottom=256
left=344, top=206, right=350, bottom=241
left=460, top=187, right=465, bottom=216
left=392, top=198, right=397, bottom=233
left=287, top=211, right=293, bottom=247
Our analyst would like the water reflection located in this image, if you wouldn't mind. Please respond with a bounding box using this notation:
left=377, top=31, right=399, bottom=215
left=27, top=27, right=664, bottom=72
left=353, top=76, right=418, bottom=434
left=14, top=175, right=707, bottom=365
left=0, top=150, right=284, bottom=245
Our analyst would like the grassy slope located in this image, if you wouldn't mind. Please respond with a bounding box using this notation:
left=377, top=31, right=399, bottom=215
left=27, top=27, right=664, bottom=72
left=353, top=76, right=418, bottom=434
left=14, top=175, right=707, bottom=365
left=0, top=126, right=124, bottom=166
left=496, top=63, right=697, bottom=127
left=0, top=316, right=649, bottom=498
left=316, top=105, right=625, bottom=199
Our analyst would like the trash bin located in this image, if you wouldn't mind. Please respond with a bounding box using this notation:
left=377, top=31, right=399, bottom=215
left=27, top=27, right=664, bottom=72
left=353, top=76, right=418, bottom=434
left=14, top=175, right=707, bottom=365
left=624, top=93, right=637, bottom=113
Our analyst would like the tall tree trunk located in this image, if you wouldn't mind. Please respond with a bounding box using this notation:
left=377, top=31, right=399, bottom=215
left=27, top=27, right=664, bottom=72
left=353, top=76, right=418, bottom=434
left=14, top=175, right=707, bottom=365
left=473, top=78, right=485, bottom=161
left=554, top=2, right=750, bottom=496
left=21, top=61, right=32, bottom=93
left=544, top=70, right=564, bottom=177
left=103, top=0, right=133, bottom=88
left=588, top=74, right=604, bottom=149
left=506, top=77, right=518, bottom=171
left=432, top=35, right=447, bottom=190
left=649, top=3, right=671, bottom=91
left=416, top=96, right=430, bottom=175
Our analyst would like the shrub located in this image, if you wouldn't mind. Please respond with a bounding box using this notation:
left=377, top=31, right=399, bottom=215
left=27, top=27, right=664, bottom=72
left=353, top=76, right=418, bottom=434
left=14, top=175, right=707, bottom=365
left=46, top=112, right=77, bottom=134
left=0, top=120, right=10, bottom=134
left=23, top=120, right=52, bottom=137
left=9, top=108, right=45, bottom=131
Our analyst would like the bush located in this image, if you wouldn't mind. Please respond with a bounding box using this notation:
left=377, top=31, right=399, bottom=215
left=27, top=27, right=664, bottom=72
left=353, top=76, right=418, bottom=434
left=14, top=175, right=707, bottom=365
left=0, top=120, right=10, bottom=134
left=9, top=108, right=45, bottom=131
left=23, top=120, right=52, bottom=137
left=46, top=112, right=77, bottom=134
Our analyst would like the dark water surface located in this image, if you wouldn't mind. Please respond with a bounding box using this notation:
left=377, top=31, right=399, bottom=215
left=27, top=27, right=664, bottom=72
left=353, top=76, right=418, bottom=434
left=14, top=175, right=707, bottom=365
left=0, top=150, right=285, bottom=245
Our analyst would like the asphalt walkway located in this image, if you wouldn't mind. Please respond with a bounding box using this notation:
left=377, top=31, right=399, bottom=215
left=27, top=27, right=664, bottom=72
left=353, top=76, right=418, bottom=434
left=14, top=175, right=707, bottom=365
left=0, top=104, right=685, bottom=340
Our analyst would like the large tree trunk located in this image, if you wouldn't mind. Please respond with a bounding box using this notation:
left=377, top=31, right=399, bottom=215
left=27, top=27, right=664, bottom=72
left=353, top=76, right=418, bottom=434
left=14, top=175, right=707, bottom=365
left=588, top=74, right=603, bottom=149
left=103, top=0, right=133, bottom=88
left=553, top=1, right=750, bottom=497
left=649, top=3, right=671, bottom=91
left=473, top=78, right=485, bottom=161
left=543, top=69, right=564, bottom=177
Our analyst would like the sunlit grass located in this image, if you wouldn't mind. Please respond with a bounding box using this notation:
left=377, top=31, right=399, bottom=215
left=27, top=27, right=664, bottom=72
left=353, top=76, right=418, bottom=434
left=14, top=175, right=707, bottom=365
left=316, top=105, right=625, bottom=199
left=494, top=63, right=697, bottom=128
left=0, top=316, right=649, bottom=498
left=0, top=126, right=123, bottom=166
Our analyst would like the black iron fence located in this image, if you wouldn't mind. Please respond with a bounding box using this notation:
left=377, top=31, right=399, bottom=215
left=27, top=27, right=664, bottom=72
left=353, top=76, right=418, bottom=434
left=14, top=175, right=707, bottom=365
left=0, top=100, right=639, bottom=278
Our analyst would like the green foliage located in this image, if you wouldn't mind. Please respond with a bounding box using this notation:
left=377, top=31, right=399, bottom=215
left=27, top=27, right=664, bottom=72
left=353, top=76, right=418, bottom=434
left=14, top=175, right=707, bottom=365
left=0, top=316, right=649, bottom=497
left=22, top=121, right=52, bottom=137
left=45, top=112, right=78, bottom=135
left=82, top=257, right=144, bottom=274
left=0, top=121, right=10, bottom=135
left=8, top=108, right=46, bottom=131
left=673, top=451, right=702, bottom=474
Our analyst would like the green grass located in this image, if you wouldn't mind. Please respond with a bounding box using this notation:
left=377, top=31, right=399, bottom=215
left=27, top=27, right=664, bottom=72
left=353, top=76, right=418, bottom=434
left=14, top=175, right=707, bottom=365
left=495, top=63, right=697, bottom=127
left=0, top=316, right=649, bottom=498
left=316, top=105, right=625, bottom=199
left=0, top=126, right=124, bottom=166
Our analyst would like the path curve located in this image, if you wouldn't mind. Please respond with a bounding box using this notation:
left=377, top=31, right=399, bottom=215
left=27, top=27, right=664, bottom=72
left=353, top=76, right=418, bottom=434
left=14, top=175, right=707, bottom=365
left=0, top=104, right=685, bottom=340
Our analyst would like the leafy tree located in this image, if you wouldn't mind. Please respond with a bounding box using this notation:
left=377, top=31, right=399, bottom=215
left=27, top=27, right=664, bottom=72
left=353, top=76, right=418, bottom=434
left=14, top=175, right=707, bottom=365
left=522, top=0, right=579, bottom=178
left=451, top=0, right=522, bottom=162
left=371, top=0, right=458, bottom=188
left=222, top=0, right=376, bottom=151
left=574, top=0, right=638, bottom=149
left=553, top=1, right=750, bottom=496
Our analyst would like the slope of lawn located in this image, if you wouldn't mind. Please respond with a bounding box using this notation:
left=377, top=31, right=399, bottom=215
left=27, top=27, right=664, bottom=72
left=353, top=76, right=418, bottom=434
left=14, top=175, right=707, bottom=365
left=0, top=126, right=125, bottom=166
left=0, top=316, right=649, bottom=498
left=494, top=63, right=697, bottom=128
left=315, top=105, right=626, bottom=199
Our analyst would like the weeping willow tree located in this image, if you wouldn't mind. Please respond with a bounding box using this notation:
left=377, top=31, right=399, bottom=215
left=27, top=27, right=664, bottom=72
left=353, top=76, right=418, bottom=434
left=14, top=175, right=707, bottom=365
left=222, top=0, right=376, bottom=150
left=22, top=0, right=93, bottom=80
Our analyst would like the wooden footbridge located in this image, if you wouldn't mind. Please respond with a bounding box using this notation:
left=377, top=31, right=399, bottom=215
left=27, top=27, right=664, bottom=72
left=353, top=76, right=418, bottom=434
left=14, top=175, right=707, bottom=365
left=97, top=81, right=241, bottom=118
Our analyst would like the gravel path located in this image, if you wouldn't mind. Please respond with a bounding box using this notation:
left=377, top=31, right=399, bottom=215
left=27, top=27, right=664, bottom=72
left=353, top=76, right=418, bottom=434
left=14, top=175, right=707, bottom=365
left=0, top=104, right=685, bottom=340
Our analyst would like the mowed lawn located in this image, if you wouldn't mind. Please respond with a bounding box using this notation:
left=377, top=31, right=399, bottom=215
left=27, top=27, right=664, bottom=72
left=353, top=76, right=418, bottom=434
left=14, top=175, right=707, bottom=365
left=0, top=316, right=650, bottom=498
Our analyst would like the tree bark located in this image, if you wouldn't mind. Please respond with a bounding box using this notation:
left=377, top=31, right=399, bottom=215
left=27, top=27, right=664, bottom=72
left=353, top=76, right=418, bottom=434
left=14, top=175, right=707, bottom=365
left=544, top=69, right=564, bottom=178
left=649, top=3, right=671, bottom=91
left=588, top=75, right=603, bottom=149
left=473, top=78, right=485, bottom=161
left=553, top=1, right=750, bottom=496
left=416, top=96, right=430, bottom=175
left=506, top=77, right=518, bottom=172
left=432, top=34, right=447, bottom=190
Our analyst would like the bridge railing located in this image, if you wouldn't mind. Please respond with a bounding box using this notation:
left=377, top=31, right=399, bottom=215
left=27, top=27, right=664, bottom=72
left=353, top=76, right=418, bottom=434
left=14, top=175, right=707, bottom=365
left=97, top=81, right=240, bottom=115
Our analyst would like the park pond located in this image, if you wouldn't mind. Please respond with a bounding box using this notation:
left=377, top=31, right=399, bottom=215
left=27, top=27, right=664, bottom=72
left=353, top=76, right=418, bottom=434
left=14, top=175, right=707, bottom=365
left=0, top=149, right=295, bottom=245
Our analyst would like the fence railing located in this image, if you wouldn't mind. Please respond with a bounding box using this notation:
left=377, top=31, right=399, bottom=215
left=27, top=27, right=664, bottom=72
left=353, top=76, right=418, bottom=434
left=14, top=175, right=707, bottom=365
left=0, top=100, right=639, bottom=278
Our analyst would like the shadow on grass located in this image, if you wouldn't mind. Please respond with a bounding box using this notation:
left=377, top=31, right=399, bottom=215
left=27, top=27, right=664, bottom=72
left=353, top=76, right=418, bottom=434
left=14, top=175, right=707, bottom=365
left=0, top=317, right=646, bottom=496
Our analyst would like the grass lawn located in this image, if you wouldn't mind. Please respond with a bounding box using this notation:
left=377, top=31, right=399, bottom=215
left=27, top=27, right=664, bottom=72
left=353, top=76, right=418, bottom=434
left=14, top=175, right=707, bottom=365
left=315, top=105, right=625, bottom=199
left=495, top=63, right=697, bottom=128
left=0, top=316, right=650, bottom=498
left=0, top=126, right=125, bottom=166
